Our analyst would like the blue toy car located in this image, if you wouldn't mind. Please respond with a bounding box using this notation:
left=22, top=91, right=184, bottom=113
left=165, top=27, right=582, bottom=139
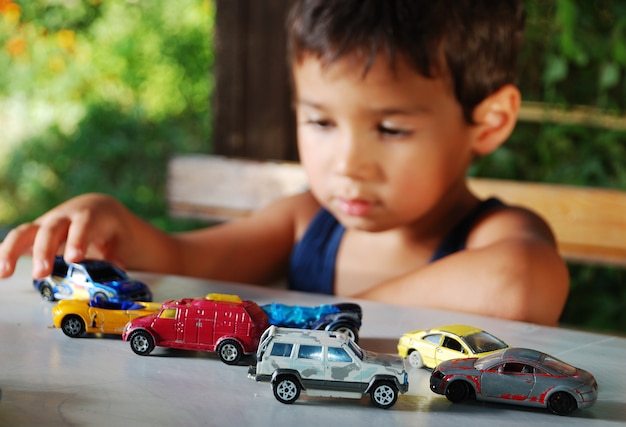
left=33, top=257, right=152, bottom=303
left=260, top=302, right=362, bottom=342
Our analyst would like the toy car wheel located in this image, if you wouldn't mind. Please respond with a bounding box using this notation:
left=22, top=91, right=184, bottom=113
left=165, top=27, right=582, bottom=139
left=272, top=375, right=301, bottom=404
left=93, top=292, right=109, bottom=302
left=445, top=380, right=470, bottom=403
left=547, top=391, right=577, bottom=415
left=216, top=339, right=243, bottom=365
left=370, top=381, right=398, bottom=409
left=40, top=283, right=56, bottom=301
left=407, top=350, right=424, bottom=368
left=61, top=315, right=86, bottom=338
left=129, top=330, right=155, bottom=356
left=328, top=323, right=359, bottom=343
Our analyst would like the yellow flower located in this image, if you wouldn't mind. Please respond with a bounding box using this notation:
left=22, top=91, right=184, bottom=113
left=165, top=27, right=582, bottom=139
left=0, top=1, right=21, bottom=25
left=56, top=29, right=76, bottom=53
left=48, top=54, right=66, bottom=73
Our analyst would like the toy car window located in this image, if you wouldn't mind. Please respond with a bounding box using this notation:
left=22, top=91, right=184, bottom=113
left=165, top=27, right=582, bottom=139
left=502, top=363, right=527, bottom=374
left=270, top=343, right=293, bottom=358
left=347, top=341, right=364, bottom=360
left=159, top=308, right=177, bottom=319
left=297, top=345, right=323, bottom=361
left=489, top=363, right=505, bottom=372
left=71, top=269, right=88, bottom=282
left=52, top=260, right=68, bottom=276
left=424, top=334, right=441, bottom=345
left=442, top=336, right=465, bottom=353
left=327, top=347, right=352, bottom=363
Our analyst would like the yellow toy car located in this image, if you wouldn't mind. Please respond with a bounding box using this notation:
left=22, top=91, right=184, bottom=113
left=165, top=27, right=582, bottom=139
left=52, top=298, right=162, bottom=338
left=397, top=324, right=509, bottom=369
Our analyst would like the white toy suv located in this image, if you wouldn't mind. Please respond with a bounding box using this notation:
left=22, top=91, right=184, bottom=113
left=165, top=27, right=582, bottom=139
left=248, top=326, right=409, bottom=409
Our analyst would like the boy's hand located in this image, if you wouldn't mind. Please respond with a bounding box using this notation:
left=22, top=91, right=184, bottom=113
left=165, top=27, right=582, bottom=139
left=0, top=193, right=134, bottom=279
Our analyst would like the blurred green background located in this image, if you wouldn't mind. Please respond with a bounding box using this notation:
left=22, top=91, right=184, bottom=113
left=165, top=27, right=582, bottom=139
left=0, top=0, right=213, bottom=232
left=1, top=0, right=625, bottom=333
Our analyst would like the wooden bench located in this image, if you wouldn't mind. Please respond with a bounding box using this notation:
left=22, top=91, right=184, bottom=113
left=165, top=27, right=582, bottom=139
left=168, top=154, right=626, bottom=267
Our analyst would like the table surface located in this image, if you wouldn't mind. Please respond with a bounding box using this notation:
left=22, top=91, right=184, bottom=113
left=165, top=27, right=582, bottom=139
left=0, top=258, right=624, bottom=427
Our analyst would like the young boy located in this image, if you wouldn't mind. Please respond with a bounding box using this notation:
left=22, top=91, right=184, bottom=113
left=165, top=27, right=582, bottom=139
left=0, top=0, right=569, bottom=325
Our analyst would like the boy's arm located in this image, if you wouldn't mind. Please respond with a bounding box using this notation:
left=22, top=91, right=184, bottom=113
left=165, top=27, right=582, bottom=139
left=170, top=192, right=319, bottom=283
left=0, top=192, right=316, bottom=284
left=357, top=208, right=570, bottom=326
left=0, top=193, right=185, bottom=279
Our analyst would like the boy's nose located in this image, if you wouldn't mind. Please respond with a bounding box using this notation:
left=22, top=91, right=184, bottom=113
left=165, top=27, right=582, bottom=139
left=332, top=133, right=378, bottom=181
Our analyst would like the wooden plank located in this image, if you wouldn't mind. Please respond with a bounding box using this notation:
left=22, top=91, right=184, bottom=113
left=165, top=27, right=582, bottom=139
left=167, top=155, right=307, bottom=221
left=168, top=155, right=626, bottom=266
left=214, top=0, right=247, bottom=155
left=518, top=101, right=626, bottom=131
left=213, top=0, right=297, bottom=160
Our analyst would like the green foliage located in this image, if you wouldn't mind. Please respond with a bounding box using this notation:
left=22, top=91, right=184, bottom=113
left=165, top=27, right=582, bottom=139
left=522, top=0, right=626, bottom=109
left=560, top=264, right=626, bottom=333
left=0, top=0, right=213, bottom=228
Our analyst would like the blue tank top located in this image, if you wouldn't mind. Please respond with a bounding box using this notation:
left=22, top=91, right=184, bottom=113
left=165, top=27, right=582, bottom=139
left=288, top=198, right=504, bottom=294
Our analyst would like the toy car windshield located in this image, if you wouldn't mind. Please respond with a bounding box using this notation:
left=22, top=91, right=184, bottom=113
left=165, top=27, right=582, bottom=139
left=89, top=298, right=145, bottom=311
left=87, top=264, right=127, bottom=282
left=462, top=331, right=508, bottom=353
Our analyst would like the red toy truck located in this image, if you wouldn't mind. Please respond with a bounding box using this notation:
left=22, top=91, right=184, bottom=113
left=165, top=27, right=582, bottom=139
left=122, top=294, right=269, bottom=364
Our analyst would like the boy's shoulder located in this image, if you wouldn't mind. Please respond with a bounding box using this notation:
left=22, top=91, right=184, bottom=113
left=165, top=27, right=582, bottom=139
left=249, top=191, right=321, bottom=238
left=466, top=202, right=557, bottom=250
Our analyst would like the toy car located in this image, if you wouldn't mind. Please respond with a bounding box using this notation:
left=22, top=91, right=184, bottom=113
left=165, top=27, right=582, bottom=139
left=429, top=347, right=598, bottom=415
left=260, top=302, right=362, bottom=342
left=248, top=326, right=409, bottom=409
left=122, top=293, right=269, bottom=365
left=51, top=298, right=162, bottom=338
left=33, top=256, right=152, bottom=303
left=397, top=324, right=509, bottom=369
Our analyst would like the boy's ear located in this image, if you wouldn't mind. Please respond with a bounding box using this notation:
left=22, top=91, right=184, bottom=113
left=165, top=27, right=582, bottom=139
left=470, top=84, right=521, bottom=156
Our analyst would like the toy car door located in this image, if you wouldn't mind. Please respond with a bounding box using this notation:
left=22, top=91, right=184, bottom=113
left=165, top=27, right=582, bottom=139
left=150, top=307, right=180, bottom=342
left=435, top=335, right=468, bottom=365
left=326, top=345, right=361, bottom=382
left=294, top=344, right=325, bottom=380
left=480, top=362, right=536, bottom=401
left=420, top=333, right=442, bottom=367
left=183, top=307, right=215, bottom=347
left=68, top=265, right=91, bottom=299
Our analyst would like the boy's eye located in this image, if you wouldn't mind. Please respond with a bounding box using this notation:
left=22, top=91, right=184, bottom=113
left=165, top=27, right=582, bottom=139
left=377, top=124, right=412, bottom=137
left=305, top=118, right=334, bottom=129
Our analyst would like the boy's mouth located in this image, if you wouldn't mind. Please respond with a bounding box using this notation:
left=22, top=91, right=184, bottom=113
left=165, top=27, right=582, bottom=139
left=336, top=198, right=376, bottom=217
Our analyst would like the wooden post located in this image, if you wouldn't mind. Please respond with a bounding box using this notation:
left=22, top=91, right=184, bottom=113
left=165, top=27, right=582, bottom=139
left=213, top=0, right=297, bottom=161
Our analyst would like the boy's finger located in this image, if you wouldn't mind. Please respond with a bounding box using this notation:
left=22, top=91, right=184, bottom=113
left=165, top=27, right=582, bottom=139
left=31, top=218, right=71, bottom=279
left=64, top=211, right=93, bottom=263
left=0, top=223, right=40, bottom=278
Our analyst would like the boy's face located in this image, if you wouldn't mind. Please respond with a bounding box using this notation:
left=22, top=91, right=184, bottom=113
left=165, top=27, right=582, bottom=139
left=293, top=53, right=478, bottom=232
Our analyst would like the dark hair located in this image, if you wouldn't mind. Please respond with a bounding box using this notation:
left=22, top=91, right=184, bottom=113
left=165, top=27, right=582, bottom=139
left=287, top=0, right=525, bottom=123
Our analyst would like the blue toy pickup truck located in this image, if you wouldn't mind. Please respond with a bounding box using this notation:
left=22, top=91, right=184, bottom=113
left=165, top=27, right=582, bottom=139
left=261, top=302, right=362, bottom=342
